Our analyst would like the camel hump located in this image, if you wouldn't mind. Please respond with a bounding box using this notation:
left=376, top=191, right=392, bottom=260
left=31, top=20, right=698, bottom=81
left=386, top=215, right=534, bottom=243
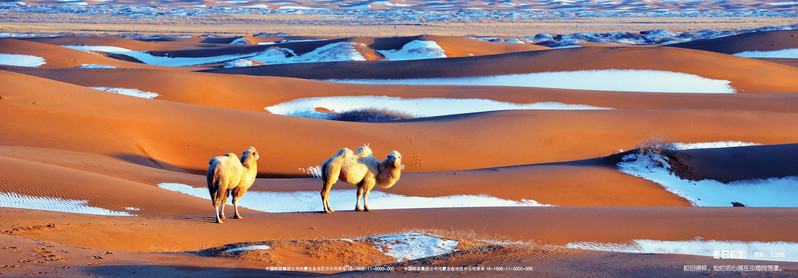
left=210, top=153, right=238, bottom=165
left=335, top=148, right=354, bottom=158
left=355, top=146, right=373, bottom=158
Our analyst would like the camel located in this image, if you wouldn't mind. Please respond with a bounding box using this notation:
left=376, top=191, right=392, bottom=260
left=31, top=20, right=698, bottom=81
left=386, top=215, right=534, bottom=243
left=320, top=146, right=402, bottom=213
left=206, top=147, right=259, bottom=223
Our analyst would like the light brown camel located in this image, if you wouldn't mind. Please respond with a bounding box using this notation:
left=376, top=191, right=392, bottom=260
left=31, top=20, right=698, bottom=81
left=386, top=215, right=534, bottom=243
left=320, top=146, right=402, bottom=213
left=206, top=147, right=259, bottom=223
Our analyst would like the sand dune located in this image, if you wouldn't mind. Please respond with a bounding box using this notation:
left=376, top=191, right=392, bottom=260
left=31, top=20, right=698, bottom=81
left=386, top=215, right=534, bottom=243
left=670, top=143, right=798, bottom=183
left=207, top=45, right=798, bottom=93
left=4, top=70, right=798, bottom=176
left=0, top=39, right=163, bottom=69
left=7, top=66, right=798, bottom=114
left=674, top=30, right=798, bottom=54
left=0, top=154, right=211, bottom=216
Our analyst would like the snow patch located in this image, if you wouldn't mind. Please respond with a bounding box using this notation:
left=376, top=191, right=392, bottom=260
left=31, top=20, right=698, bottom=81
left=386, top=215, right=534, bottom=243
left=617, top=147, right=798, bottom=207
left=364, top=233, right=458, bottom=262
left=767, top=1, right=798, bottom=5
left=327, top=70, right=736, bottom=93
left=343, top=4, right=372, bottom=9
left=157, top=183, right=550, bottom=213
left=264, top=96, right=611, bottom=119
left=0, top=53, right=46, bottom=67
left=77, top=64, right=117, bottom=69
left=372, top=1, right=410, bottom=6
left=64, top=42, right=367, bottom=67
left=284, top=42, right=365, bottom=63
left=63, top=45, right=248, bottom=67
left=566, top=240, right=798, bottom=262
left=257, top=39, right=325, bottom=45
left=0, top=191, right=134, bottom=216
left=223, top=59, right=254, bottom=68
left=223, top=245, right=270, bottom=253
left=249, top=42, right=367, bottom=64
left=734, top=48, right=798, bottom=59
left=241, top=4, right=270, bottom=8
left=377, top=40, right=446, bottom=61
left=90, top=87, right=159, bottom=99
left=229, top=37, right=249, bottom=45
left=668, top=141, right=760, bottom=150
left=277, top=5, right=325, bottom=10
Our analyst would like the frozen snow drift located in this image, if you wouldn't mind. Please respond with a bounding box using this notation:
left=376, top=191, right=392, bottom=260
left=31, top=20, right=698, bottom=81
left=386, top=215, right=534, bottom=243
left=264, top=95, right=610, bottom=119
left=327, top=70, right=736, bottom=93
left=157, top=183, right=550, bottom=213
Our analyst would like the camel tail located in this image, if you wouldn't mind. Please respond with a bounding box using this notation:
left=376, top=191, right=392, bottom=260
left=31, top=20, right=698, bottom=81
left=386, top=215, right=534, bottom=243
left=321, top=159, right=330, bottom=184
left=206, top=159, right=222, bottom=197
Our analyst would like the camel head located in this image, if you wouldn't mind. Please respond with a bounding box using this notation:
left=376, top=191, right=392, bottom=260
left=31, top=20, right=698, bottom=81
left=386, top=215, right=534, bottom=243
left=376, top=150, right=402, bottom=188
left=385, top=150, right=402, bottom=168
left=240, top=146, right=259, bottom=167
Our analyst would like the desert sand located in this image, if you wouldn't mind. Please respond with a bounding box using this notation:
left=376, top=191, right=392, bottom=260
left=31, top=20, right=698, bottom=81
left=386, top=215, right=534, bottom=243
left=1, top=6, right=798, bottom=276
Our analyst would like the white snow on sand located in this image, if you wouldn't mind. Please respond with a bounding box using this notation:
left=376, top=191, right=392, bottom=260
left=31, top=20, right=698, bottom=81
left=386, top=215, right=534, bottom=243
left=364, top=233, right=458, bottom=261
left=64, top=42, right=366, bottom=66
left=327, top=70, right=736, bottom=93
left=377, top=40, right=447, bottom=61
left=157, top=183, right=550, bottom=213
left=264, top=96, right=611, bottom=119
left=566, top=240, right=798, bottom=262
left=258, top=39, right=325, bottom=45
left=372, top=1, right=410, bottom=6
left=766, top=1, right=798, bottom=6
left=221, top=233, right=456, bottom=261
left=667, top=141, right=761, bottom=150
left=242, top=4, right=270, bottom=8
left=279, top=42, right=365, bottom=63
left=342, top=4, right=372, bottom=9
left=617, top=144, right=798, bottom=207
left=63, top=45, right=248, bottom=67
left=0, top=191, right=134, bottom=216
left=734, top=48, right=798, bottom=59
left=0, top=53, right=46, bottom=67
left=77, top=64, right=117, bottom=69
left=90, top=87, right=159, bottom=99
left=245, top=43, right=364, bottom=65
left=229, top=37, right=249, bottom=45
left=223, top=245, right=270, bottom=253
left=223, top=59, right=254, bottom=68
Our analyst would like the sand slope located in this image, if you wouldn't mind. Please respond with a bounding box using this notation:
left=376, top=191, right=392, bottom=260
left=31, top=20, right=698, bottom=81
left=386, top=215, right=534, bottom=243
left=7, top=66, right=798, bottom=113
left=0, top=39, right=161, bottom=69
left=207, top=46, right=798, bottom=93
left=674, top=30, right=798, bottom=54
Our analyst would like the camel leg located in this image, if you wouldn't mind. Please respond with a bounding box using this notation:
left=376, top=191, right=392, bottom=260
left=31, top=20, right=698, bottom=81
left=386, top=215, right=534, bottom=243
left=232, top=196, right=242, bottom=219
left=363, top=180, right=375, bottom=212
left=212, top=191, right=224, bottom=224
left=219, top=189, right=230, bottom=220
left=232, top=187, right=245, bottom=219
left=214, top=204, right=223, bottom=224
left=363, top=188, right=372, bottom=212
left=321, top=180, right=336, bottom=213
left=355, top=183, right=364, bottom=211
